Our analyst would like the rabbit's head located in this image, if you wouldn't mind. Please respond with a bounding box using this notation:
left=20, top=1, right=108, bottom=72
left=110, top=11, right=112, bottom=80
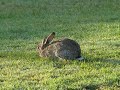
left=39, top=32, right=55, bottom=50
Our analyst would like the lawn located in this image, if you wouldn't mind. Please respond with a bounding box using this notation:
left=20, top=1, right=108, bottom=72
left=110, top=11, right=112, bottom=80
left=0, top=0, right=120, bottom=90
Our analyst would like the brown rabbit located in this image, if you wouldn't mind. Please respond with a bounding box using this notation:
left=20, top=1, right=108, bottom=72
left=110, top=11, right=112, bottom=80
left=37, top=32, right=83, bottom=60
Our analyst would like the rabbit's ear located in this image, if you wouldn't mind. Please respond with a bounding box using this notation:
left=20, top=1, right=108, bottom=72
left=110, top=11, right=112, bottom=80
left=44, top=32, right=55, bottom=44
left=42, top=37, right=47, bottom=45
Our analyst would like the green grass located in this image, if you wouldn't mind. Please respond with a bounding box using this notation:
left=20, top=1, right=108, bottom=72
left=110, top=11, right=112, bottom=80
left=0, top=0, right=120, bottom=90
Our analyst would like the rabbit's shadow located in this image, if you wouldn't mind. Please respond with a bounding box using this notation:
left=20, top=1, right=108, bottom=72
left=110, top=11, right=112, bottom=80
left=48, top=57, right=85, bottom=69
left=49, top=53, right=120, bottom=69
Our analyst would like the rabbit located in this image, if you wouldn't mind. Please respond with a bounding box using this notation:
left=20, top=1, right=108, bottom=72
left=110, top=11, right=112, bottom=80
left=37, top=32, right=83, bottom=60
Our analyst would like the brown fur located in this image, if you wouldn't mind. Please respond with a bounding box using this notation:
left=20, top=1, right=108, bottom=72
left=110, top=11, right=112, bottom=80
left=37, top=32, right=82, bottom=60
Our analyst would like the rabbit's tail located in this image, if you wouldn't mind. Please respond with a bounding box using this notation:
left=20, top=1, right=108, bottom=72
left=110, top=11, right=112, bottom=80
left=76, top=56, right=84, bottom=60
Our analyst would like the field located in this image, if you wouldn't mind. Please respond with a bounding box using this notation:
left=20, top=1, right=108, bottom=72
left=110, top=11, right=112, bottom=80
left=0, top=0, right=120, bottom=90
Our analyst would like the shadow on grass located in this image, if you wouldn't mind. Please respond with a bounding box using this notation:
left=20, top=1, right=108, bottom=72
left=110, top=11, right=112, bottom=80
left=59, top=80, right=120, bottom=90
left=82, top=80, right=120, bottom=90
left=82, top=84, right=100, bottom=90
left=82, top=51, right=120, bottom=64
left=81, top=79, right=120, bottom=90
left=56, top=84, right=99, bottom=90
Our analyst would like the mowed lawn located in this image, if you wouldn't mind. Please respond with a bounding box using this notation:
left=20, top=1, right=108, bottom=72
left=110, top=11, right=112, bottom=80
left=0, top=0, right=120, bottom=90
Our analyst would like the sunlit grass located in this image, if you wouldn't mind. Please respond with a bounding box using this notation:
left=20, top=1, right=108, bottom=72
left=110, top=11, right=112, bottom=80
left=0, top=0, right=120, bottom=89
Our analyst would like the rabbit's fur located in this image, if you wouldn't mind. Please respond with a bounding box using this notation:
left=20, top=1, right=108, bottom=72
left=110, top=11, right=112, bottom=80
left=37, top=32, right=83, bottom=60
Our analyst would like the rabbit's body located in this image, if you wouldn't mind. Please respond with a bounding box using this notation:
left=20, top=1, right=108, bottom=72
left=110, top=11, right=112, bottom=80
left=37, top=32, right=83, bottom=60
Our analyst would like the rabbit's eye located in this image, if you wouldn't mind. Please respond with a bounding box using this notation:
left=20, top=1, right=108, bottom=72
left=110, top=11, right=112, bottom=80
left=37, top=47, right=40, bottom=50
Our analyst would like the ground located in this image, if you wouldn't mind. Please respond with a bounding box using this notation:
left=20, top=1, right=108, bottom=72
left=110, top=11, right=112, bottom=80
left=0, top=0, right=120, bottom=90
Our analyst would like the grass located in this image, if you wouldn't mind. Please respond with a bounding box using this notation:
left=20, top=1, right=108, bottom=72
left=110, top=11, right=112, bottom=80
left=0, top=0, right=120, bottom=89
